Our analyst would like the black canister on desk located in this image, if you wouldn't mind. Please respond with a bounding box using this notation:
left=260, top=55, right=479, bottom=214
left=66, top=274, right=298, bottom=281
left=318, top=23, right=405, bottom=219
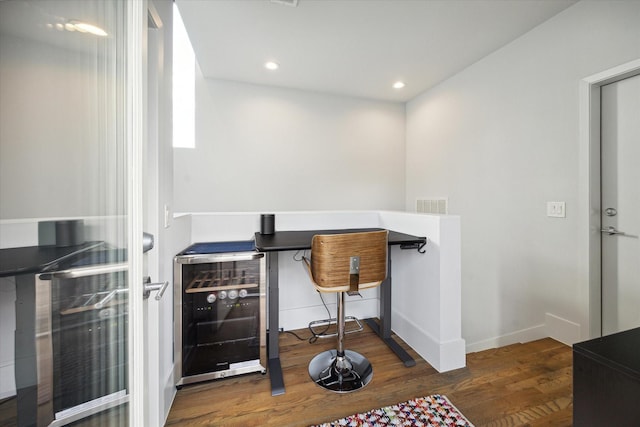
left=55, top=219, right=85, bottom=247
left=260, top=214, right=275, bottom=235
left=38, top=219, right=85, bottom=247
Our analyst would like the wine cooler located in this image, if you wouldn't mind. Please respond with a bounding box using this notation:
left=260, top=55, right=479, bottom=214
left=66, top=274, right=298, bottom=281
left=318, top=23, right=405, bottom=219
left=174, top=241, right=267, bottom=386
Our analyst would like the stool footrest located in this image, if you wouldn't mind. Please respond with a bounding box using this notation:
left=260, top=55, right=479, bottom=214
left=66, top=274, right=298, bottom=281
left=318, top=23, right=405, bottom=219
left=308, top=316, right=363, bottom=339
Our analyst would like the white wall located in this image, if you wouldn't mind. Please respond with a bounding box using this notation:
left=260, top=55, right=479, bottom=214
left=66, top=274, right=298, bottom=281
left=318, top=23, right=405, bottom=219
left=380, top=211, right=464, bottom=371
left=405, top=0, right=640, bottom=351
left=0, top=35, right=119, bottom=220
left=173, top=77, right=406, bottom=212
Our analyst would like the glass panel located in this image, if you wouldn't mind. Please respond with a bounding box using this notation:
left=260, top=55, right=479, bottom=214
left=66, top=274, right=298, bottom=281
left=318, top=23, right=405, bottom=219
left=172, top=2, right=195, bottom=149
left=0, top=1, right=131, bottom=425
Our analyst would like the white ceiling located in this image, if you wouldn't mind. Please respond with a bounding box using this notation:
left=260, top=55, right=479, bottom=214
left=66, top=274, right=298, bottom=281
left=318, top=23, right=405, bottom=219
left=176, top=0, right=577, bottom=103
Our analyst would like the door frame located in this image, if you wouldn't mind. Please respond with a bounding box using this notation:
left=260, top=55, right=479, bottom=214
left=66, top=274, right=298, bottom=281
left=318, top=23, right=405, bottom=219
left=126, top=0, right=147, bottom=425
left=578, top=58, right=640, bottom=340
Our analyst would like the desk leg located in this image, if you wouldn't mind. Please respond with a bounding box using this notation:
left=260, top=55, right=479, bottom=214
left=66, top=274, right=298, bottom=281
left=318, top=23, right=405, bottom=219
left=267, top=252, right=285, bottom=396
left=364, top=254, right=416, bottom=367
left=15, top=274, right=37, bottom=427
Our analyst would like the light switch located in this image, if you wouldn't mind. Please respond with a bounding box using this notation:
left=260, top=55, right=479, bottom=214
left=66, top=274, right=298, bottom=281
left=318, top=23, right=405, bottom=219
left=547, top=201, right=566, bottom=218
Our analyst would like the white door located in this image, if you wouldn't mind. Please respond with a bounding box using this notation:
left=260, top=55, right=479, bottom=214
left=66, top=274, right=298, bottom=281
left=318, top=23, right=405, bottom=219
left=601, top=73, right=640, bottom=336
left=143, top=3, right=173, bottom=425
left=0, top=0, right=147, bottom=425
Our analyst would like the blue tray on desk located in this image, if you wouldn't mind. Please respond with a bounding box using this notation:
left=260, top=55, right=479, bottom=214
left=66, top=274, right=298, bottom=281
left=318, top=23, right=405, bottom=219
left=181, top=240, right=256, bottom=255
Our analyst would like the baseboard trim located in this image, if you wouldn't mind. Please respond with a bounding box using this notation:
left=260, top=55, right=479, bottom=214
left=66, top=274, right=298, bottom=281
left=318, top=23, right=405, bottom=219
left=465, top=314, right=583, bottom=353
left=465, top=324, right=547, bottom=354
left=545, top=312, right=581, bottom=345
left=391, top=311, right=466, bottom=373
left=163, top=365, right=177, bottom=425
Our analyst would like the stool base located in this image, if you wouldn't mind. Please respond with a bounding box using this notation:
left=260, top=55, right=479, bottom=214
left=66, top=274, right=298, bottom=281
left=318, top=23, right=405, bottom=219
left=308, top=349, right=373, bottom=393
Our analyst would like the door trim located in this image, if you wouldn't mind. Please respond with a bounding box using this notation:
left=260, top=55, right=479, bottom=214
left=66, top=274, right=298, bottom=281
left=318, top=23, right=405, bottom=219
left=579, top=58, right=640, bottom=340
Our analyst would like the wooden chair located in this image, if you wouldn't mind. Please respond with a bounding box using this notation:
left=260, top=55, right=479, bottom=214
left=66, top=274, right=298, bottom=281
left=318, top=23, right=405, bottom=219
left=302, top=230, right=388, bottom=392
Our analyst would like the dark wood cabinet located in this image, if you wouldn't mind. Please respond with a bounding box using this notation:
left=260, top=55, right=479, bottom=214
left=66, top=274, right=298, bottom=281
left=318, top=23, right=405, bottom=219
left=573, top=327, right=640, bottom=426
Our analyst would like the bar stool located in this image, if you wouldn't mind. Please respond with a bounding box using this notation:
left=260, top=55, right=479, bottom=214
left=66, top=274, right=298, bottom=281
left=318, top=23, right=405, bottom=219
left=302, top=230, right=388, bottom=393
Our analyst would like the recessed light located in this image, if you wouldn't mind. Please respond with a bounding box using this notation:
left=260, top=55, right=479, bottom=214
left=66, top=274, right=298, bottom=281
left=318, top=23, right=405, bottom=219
left=265, top=61, right=279, bottom=71
left=393, top=81, right=405, bottom=89
left=68, top=20, right=108, bottom=36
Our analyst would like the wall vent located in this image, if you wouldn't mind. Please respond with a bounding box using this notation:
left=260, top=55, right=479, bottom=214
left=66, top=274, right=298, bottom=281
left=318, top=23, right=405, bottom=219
left=416, top=198, right=448, bottom=214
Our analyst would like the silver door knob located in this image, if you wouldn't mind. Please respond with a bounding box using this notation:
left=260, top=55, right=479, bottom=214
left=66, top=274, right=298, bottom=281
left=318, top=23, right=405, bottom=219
left=143, top=232, right=155, bottom=252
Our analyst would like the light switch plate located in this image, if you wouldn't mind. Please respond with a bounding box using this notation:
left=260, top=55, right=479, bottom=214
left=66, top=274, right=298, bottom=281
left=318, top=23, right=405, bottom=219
left=547, top=201, right=566, bottom=218
left=164, top=204, right=171, bottom=228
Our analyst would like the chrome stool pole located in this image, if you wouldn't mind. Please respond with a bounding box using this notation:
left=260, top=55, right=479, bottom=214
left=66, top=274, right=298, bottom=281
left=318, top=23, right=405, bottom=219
left=308, top=292, right=373, bottom=392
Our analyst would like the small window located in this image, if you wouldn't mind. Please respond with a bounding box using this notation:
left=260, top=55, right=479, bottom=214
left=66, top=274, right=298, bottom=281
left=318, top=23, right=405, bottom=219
left=172, top=3, right=195, bottom=148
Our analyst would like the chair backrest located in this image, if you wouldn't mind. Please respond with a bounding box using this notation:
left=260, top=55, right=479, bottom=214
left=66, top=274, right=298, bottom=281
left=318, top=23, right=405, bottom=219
left=309, top=230, right=388, bottom=292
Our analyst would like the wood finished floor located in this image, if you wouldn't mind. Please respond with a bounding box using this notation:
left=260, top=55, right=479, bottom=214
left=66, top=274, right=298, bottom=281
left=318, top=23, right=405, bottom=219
left=166, top=323, right=573, bottom=427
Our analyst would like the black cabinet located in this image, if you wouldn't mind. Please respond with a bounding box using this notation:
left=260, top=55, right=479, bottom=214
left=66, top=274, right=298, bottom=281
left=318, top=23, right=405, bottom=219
left=573, top=327, right=640, bottom=426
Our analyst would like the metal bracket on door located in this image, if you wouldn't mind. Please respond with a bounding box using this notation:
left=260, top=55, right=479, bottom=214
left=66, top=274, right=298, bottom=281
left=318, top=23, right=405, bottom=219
left=95, top=288, right=129, bottom=309
left=600, top=226, right=626, bottom=236
left=143, top=276, right=169, bottom=300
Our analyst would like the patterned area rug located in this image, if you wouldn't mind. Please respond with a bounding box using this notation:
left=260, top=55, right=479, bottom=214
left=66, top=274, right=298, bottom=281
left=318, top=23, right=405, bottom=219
left=310, top=394, right=474, bottom=427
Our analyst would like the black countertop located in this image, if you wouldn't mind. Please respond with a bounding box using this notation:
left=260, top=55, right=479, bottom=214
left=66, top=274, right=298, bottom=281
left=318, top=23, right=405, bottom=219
left=573, top=327, right=640, bottom=381
left=0, top=241, right=110, bottom=277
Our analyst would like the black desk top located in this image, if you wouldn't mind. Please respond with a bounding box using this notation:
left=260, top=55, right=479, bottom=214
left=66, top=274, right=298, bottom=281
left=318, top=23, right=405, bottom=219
left=573, top=327, right=640, bottom=381
left=254, top=228, right=426, bottom=252
left=0, top=241, right=109, bottom=277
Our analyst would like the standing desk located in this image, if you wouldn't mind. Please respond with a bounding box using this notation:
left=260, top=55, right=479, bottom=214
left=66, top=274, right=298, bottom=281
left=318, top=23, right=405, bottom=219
left=254, top=228, right=427, bottom=396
